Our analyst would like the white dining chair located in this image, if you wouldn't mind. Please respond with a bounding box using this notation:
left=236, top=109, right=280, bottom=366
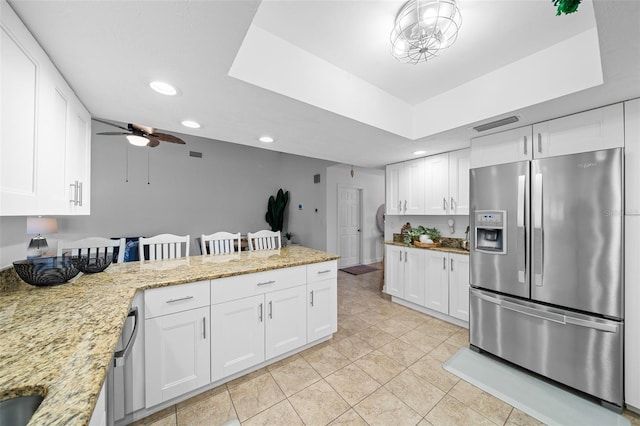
left=138, top=234, right=190, bottom=261
left=57, top=237, right=126, bottom=263
left=201, top=232, right=242, bottom=255
left=247, top=230, right=281, bottom=251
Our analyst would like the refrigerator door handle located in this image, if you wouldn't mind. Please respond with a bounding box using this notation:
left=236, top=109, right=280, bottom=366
left=533, top=172, right=544, bottom=286
left=501, top=300, right=565, bottom=324
left=517, top=174, right=526, bottom=283
left=565, top=316, right=619, bottom=333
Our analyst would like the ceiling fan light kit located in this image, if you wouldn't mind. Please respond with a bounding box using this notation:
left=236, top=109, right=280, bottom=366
left=126, top=135, right=150, bottom=146
left=391, top=0, right=462, bottom=64
left=93, top=118, right=186, bottom=148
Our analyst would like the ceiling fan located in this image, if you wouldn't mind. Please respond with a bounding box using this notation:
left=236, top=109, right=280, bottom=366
left=92, top=118, right=186, bottom=147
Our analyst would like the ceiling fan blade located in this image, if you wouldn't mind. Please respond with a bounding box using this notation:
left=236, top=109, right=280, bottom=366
left=146, top=137, right=161, bottom=148
left=91, top=117, right=130, bottom=131
left=131, top=123, right=155, bottom=134
left=151, top=132, right=186, bottom=144
left=96, top=131, right=132, bottom=136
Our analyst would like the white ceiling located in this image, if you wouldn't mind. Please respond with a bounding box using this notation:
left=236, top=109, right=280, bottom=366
left=7, top=0, right=640, bottom=168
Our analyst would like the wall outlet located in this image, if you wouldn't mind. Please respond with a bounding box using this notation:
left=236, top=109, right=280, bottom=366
left=298, top=203, right=303, bottom=210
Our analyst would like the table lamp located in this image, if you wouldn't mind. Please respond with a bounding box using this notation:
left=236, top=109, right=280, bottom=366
left=26, top=217, right=58, bottom=258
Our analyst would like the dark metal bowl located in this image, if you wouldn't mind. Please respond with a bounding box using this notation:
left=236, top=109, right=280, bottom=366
left=13, top=257, right=80, bottom=286
left=70, top=254, right=114, bottom=273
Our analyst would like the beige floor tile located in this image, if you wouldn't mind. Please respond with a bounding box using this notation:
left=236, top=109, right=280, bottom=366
left=339, top=314, right=372, bottom=334
left=225, top=367, right=269, bottom=389
left=414, top=322, right=458, bottom=341
left=242, top=400, right=304, bottom=426
left=331, top=325, right=351, bottom=341
left=409, top=354, right=459, bottom=392
left=445, top=329, right=469, bottom=348
left=384, top=369, right=445, bottom=416
left=354, top=325, right=396, bottom=348
left=378, top=338, right=425, bottom=367
left=429, top=342, right=461, bottom=363
left=270, top=357, right=321, bottom=397
left=449, top=380, right=513, bottom=425
left=394, top=312, right=429, bottom=329
left=399, top=329, right=446, bottom=353
left=356, top=310, right=390, bottom=325
left=302, top=344, right=351, bottom=377
left=227, top=371, right=285, bottom=421
left=418, top=419, right=436, bottom=426
left=332, top=335, right=376, bottom=361
left=325, top=363, right=381, bottom=406
left=375, top=318, right=414, bottom=337
left=425, top=394, right=495, bottom=426
left=624, top=410, right=640, bottom=426
left=354, top=387, right=422, bottom=426
left=130, top=406, right=176, bottom=426
left=175, top=385, right=236, bottom=426
left=354, top=350, right=405, bottom=385
left=288, top=379, right=350, bottom=426
left=505, top=408, right=544, bottom=426
left=266, top=353, right=301, bottom=371
left=328, top=408, right=368, bottom=425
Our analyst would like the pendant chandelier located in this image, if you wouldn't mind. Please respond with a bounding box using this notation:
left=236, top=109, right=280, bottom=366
left=390, top=0, right=462, bottom=64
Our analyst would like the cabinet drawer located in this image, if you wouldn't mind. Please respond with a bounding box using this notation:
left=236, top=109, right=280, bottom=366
left=145, top=281, right=210, bottom=319
left=307, top=261, right=337, bottom=284
left=211, top=266, right=306, bottom=304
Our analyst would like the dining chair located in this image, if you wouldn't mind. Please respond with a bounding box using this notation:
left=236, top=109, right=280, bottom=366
left=247, top=230, right=281, bottom=251
left=138, top=234, right=190, bottom=261
left=57, top=237, right=126, bottom=263
left=201, top=232, right=242, bottom=255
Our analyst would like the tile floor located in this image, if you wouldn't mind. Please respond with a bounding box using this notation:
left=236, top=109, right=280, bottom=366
left=132, top=264, right=640, bottom=426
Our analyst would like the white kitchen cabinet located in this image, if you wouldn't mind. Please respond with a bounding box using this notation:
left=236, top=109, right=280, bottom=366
left=0, top=0, right=91, bottom=216
left=424, top=251, right=449, bottom=314
left=625, top=98, right=640, bottom=215
left=386, top=158, right=425, bottom=215
left=89, top=379, right=107, bottom=426
left=532, top=103, right=623, bottom=159
left=384, top=245, right=425, bottom=306
left=448, top=253, right=470, bottom=322
left=265, top=285, right=307, bottom=359
left=424, top=149, right=470, bottom=215
left=470, top=126, right=533, bottom=169
left=145, top=281, right=211, bottom=408
left=307, top=261, right=338, bottom=342
left=625, top=215, right=640, bottom=410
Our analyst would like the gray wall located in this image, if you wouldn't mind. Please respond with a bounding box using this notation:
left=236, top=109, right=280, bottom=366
left=0, top=123, right=337, bottom=267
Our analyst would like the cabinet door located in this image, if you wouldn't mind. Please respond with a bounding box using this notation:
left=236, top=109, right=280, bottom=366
left=65, top=103, right=91, bottom=214
left=265, top=285, right=307, bottom=360
left=448, top=149, right=470, bottom=215
left=385, top=245, right=404, bottom=297
left=470, top=126, right=533, bottom=169
left=625, top=216, right=640, bottom=409
left=533, top=103, right=623, bottom=159
left=211, top=294, right=265, bottom=382
left=448, top=253, right=470, bottom=322
left=424, top=153, right=449, bottom=215
left=625, top=98, right=640, bottom=215
left=386, top=163, right=402, bottom=215
left=424, top=251, right=449, bottom=314
left=403, top=248, right=425, bottom=306
left=400, top=158, right=425, bottom=215
left=307, top=279, right=337, bottom=342
left=145, top=306, right=210, bottom=408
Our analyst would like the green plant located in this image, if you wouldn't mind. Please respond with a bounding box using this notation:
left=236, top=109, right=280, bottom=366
left=552, top=0, right=581, bottom=15
left=265, top=188, right=289, bottom=232
left=403, top=226, right=441, bottom=245
left=284, top=232, right=292, bottom=240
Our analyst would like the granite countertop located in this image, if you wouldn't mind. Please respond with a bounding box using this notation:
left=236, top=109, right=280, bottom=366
left=385, top=241, right=470, bottom=255
left=0, top=246, right=339, bottom=426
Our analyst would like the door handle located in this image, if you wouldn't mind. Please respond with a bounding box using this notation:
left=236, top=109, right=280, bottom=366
left=258, top=303, right=263, bottom=322
left=114, top=307, right=139, bottom=367
left=404, top=251, right=407, bottom=262
left=398, top=200, right=402, bottom=212
left=203, top=317, right=206, bottom=339
left=523, top=136, right=528, bottom=156
left=537, top=133, right=542, bottom=154
left=501, top=300, right=565, bottom=324
left=533, top=173, right=544, bottom=286
left=450, top=258, right=453, bottom=271
left=257, top=280, right=275, bottom=286
left=404, top=200, right=407, bottom=212
left=78, top=181, right=83, bottom=206
left=442, top=256, right=446, bottom=270
left=450, top=197, right=455, bottom=212
left=443, top=197, right=448, bottom=212
left=166, top=295, right=194, bottom=303
left=517, top=174, right=526, bottom=284
left=310, top=290, right=314, bottom=307
left=268, top=300, right=273, bottom=319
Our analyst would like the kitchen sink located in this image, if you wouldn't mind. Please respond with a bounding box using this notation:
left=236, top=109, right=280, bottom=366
left=0, top=395, right=43, bottom=426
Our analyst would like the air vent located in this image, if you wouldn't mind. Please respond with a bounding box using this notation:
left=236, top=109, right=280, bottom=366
left=189, top=151, right=202, bottom=158
left=473, top=116, right=520, bottom=132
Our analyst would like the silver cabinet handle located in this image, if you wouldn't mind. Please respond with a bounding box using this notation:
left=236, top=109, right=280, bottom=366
left=442, top=256, right=446, bottom=270
left=450, top=258, right=453, bottom=271
left=166, top=295, right=194, bottom=303
left=404, top=251, right=407, bottom=262
left=258, top=303, right=263, bottom=322
left=69, top=182, right=78, bottom=205
left=398, top=200, right=402, bottom=212
left=257, top=280, right=275, bottom=286
left=318, top=270, right=331, bottom=274
left=114, top=307, right=138, bottom=367
left=517, top=174, right=527, bottom=284
left=450, top=197, right=456, bottom=212
left=399, top=251, right=402, bottom=261
left=203, top=317, right=206, bottom=339
left=533, top=172, right=544, bottom=286
left=523, top=136, right=528, bottom=155
left=537, top=133, right=542, bottom=153
left=310, top=290, right=314, bottom=307
left=443, top=197, right=447, bottom=211
left=268, top=301, right=273, bottom=319
left=404, top=200, right=407, bottom=212
left=78, top=181, right=83, bottom=206
left=502, top=300, right=564, bottom=324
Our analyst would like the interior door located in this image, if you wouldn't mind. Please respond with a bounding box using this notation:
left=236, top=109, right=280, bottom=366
left=338, top=185, right=361, bottom=268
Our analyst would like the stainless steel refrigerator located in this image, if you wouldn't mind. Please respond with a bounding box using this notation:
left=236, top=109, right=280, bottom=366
left=469, top=147, right=624, bottom=410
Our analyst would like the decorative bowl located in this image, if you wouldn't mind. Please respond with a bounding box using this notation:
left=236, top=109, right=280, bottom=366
left=70, top=254, right=114, bottom=273
left=13, top=257, right=80, bottom=286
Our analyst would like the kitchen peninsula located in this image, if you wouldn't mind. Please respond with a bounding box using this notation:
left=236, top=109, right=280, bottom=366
left=0, top=246, right=339, bottom=425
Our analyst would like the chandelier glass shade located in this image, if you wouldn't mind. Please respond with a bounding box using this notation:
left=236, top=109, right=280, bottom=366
left=391, top=0, right=462, bottom=64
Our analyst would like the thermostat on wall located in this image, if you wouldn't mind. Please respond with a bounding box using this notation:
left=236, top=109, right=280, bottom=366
left=298, top=203, right=303, bottom=210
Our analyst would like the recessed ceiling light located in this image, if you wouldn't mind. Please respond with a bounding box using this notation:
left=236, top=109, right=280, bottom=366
left=413, top=150, right=426, bottom=155
left=259, top=136, right=274, bottom=143
left=149, top=81, right=177, bottom=96
left=181, top=120, right=200, bottom=129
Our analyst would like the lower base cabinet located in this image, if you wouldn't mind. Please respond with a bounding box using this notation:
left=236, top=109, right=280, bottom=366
left=307, top=278, right=338, bottom=341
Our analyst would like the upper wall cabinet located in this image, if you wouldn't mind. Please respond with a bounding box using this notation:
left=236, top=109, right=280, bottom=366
left=470, top=126, right=533, bottom=169
left=1, top=0, right=91, bottom=216
left=425, top=149, right=470, bottom=216
left=625, top=98, right=640, bottom=215
left=386, top=158, right=425, bottom=215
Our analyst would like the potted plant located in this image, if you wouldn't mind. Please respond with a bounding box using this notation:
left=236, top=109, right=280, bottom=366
left=284, top=231, right=293, bottom=246
left=403, top=226, right=441, bottom=245
left=265, top=188, right=289, bottom=232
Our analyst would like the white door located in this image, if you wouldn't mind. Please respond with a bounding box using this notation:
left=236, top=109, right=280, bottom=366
left=307, top=279, right=338, bottom=342
left=338, top=186, right=361, bottom=268
left=145, top=306, right=210, bottom=407
left=265, top=285, right=307, bottom=359
left=424, top=251, right=449, bottom=314
left=211, top=294, right=265, bottom=381
left=448, top=253, right=470, bottom=322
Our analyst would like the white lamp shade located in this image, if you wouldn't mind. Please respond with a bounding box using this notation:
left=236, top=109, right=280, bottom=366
left=126, top=135, right=150, bottom=146
left=26, top=217, right=58, bottom=235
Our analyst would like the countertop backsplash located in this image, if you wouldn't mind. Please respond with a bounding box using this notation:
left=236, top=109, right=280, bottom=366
left=384, top=215, right=470, bottom=242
